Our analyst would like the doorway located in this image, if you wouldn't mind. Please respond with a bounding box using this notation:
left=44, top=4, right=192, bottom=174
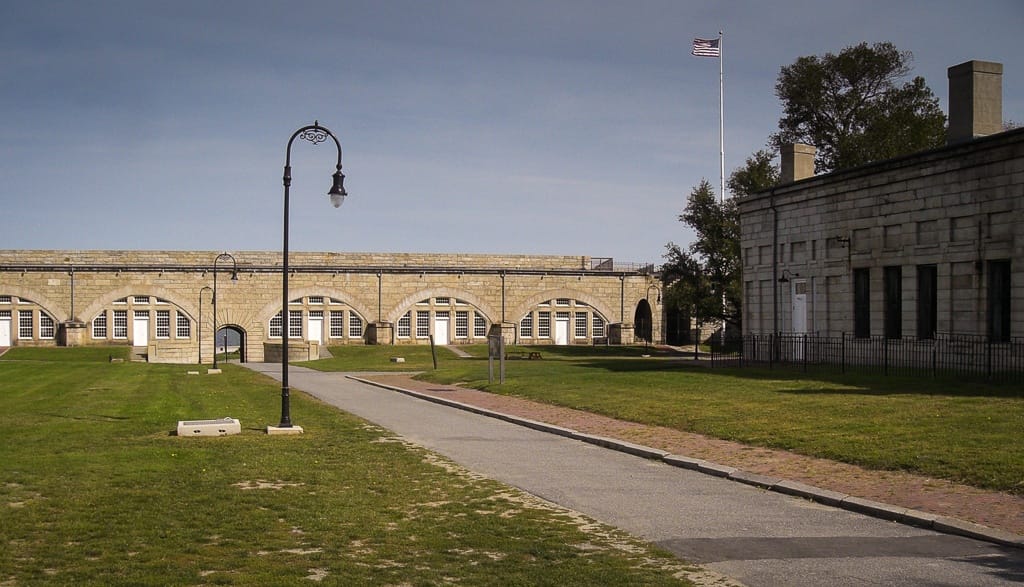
left=215, top=325, right=247, bottom=363
left=133, top=311, right=149, bottom=347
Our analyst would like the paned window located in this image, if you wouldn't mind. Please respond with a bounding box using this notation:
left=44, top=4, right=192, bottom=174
left=93, top=312, right=107, bottom=339
left=988, top=260, right=1012, bottom=342
left=133, top=296, right=149, bottom=305
left=474, top=314, right=487, bottom=338
left=330, top=311, right=345, bottom=338
left=435, top=297, right=450, bottom=305
left=520, top=313, right=533, bottom=338
left=592, top=315, right=605, bottom=338
left=308, top=296, right=324, bottom=305
left=853, top=268, right=871, bottom=339
left=269, top=312, right=283, bottom=338
left=156, top=310, right=171, bottom=338
left=455, top=311, right=469, bottom=338
left=916, top=265, right=937, bottom=340
left=884, top=266, right=902, bottom=340
left=288, top=310, right=302, bottom=338
left=537, top=312, right=551, bottom=338
left=113, top=297, right=128, bottom=304
left=0, top=295, right=10, bottom=303
left=348, top=313, right=363, bottom=338
left=113, top=310, right=128, bottom=339
left=176, top=313, right=191, bottom=338
left=397, top=312, right=411, bottom=338
left=19, top=311, right=33, bottom=339
left=416, top=311, right=430, bottom=338
left=575, top=312, right=588, bottom=338
left=39, top=313, right=54, bottom=339
left=556, top=298, right=571, bottom=306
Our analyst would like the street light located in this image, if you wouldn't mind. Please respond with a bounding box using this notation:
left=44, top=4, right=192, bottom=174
left=198, top=286, right=212, bottom=364
left=645, top=284, right=662, bottom=349
left=213, top=252, right=238, bottom=369
left=278, top=121, right=346, bottom=430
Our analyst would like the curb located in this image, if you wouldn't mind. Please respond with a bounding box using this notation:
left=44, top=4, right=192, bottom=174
left=349, top=376, right=1024, bottom=550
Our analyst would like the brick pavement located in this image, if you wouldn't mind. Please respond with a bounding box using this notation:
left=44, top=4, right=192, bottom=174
left=364, top=373, right=1024, bottom=538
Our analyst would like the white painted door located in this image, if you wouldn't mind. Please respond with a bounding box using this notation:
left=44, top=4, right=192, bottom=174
left=434, top=317, right=449, bottom=345
left=0, top=317, right=10, bottom=346
left=554, top=319, right=570, bottom=345
left=791, top=280, right=808, bottom=360
left=133, top=311, right=149, bottom=346
left=308, top=316, right=323, bottom=344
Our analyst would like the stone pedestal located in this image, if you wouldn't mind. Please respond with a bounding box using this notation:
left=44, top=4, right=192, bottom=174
left=263, top=341, right=319, bottom=363
left=489, top=322, right=517, bottom=345
left=59, top=320, right=87, bottom=347
left=366, top=321, right=393, bottom=345
left=609, top=323, right=634, bottom=345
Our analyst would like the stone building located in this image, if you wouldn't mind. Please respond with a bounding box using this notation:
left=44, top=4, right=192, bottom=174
left=738, top=60, right=1021, bottom=342
left=0, top=250, right=660, bottom=363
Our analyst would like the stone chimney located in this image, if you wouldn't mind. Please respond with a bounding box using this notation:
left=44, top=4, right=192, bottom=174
left=780, top=143, right=816, bottom=183
left=947, top=60, right=1003, bottom=144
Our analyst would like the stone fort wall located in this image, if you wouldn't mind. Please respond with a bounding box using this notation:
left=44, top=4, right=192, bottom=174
left=0, top=250, right=661, bottom=363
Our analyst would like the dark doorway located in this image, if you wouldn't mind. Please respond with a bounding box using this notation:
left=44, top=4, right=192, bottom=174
left=215, top=325, right=247, bottom=363
left=634, top=299, right=653, bottom=343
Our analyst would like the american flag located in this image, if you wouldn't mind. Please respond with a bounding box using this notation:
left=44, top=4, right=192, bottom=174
left=691, top=38, right=720, bottom=58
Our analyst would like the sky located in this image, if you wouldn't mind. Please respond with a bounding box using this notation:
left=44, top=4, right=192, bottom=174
left=2, top=1, right=1022, bottom=266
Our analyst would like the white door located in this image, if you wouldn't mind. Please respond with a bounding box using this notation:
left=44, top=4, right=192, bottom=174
left=791, top=280, right=808, bottom=360
left=554, top=319, right=570, bottom=345
left=434, top=317, right=449, bottom=345
left=0, top=317, right=10, bottom=346
left=308, top=316, right=323, bottom=344
left=133, top=312, right=149, bottom=346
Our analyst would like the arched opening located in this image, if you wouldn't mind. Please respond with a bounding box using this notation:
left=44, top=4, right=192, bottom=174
left=215, top=325, right=247, bottom=363
left=634, top=299, right=653, bottom=344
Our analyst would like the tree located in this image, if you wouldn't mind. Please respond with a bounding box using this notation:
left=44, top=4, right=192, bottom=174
left=662, top=179, right=741, bottom=329
left=771, top=42, right=946, bottom=173
left=727, top=149, right=780, bottom=197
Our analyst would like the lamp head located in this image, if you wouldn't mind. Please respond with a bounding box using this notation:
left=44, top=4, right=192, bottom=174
left=328, top=170, right=347, bottom=208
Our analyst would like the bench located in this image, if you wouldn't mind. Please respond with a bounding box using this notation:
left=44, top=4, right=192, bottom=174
left=506, top=351, right=543, bottom=360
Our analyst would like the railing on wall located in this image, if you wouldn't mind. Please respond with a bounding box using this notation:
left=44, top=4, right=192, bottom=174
left=708, top=333, right=1024, bottom=383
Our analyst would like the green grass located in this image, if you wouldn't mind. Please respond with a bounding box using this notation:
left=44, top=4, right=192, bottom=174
left=0, top=348, right=693, bottom=586
left=305, top=344, right=460, bottom=372
left=401, top=344, right=1024, bottom=494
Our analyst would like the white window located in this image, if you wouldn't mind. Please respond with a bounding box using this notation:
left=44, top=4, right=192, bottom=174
left=288, top=310, right=302, bottom=338
left=269, top=312, right=283, bottom=338
left=0, top=310, right=9, bottom=318
left=133, top=296, right=149, bottom=305
left=416, top=311, right=430, bottom=338
left=113, top=310, right=128, bottom=338
left=330, top=311, right=345, bottom=338
left=19, top=311, right=33, bottom=339
left=397, top=312, right=411, bottom=338
left=416, top=299, right=429, bottom=306
left=329, top=298, right=344, bottom=305
left=93, top=312, right=107, bottom=339
left=575, top=312, right=588, bottom=338
left=348, top=314, right=363, bottom=338
left=0, top=295, right=10, bottom=304
left=308, top=296, right=324, bottom=305
left=156, top=310, right=170, bottom=338
left=309, top=310, right=324, bottom=319
left=520, top=313, right=533, bottom=338
left=134, top=310, right=149, bottom=320
left=435, top=297, right=450, bottom=305
left=176, top=313, right=191, bottom=339
left=538, top=312, right=551, bottom=338
left=39, top=313, right=55, bottom=340
left=455, top=311, right=468, bottom=338
left=113, top=297, right=128, bottom=305
left=156, top=298, right=170, bottom=305
left=592, top=314, right=605, bottom=338
left=474, top=314, right=487, bottom=338
left=556, top=298, right=571, bottom=306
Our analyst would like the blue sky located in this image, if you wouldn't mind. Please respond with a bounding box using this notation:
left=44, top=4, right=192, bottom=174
left=2, top=1, right=1021, bottom=265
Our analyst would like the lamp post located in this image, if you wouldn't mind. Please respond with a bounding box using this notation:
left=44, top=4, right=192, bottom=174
left=212, top=252, right=238, bottom=369
left=198, top=286, right=212, bottom=364
left=278, top=121, right=347, bottom=430
left=645, top=284, right=662, bottom=349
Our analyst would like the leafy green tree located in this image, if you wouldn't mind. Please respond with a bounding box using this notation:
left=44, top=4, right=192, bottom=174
left=727, top=149, right=780, bottom=197
left=771, top=41, right=946, bottom=172
left=663, top=179, right=740, bottom=328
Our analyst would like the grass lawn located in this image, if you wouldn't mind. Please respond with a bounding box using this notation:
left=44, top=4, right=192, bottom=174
left=0, top=347, right=694, bottom=586
left=400, top=344, right=1024, bottom=494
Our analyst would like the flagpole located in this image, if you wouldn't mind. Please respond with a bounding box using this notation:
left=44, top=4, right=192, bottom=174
left=718, top=30, right=725, bottom=203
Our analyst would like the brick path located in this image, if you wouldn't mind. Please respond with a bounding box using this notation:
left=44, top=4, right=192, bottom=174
left=364, top=373, right=1024, bottom=537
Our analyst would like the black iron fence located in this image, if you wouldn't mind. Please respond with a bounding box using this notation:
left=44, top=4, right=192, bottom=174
left=708, top=333, right=1024, bottom=383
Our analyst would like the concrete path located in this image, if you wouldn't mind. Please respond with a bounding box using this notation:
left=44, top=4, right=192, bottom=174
left=245, top=363, right=1024, bottom=587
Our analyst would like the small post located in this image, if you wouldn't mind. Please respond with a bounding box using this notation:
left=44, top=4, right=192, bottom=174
left=429, top=335, right=437, bottom=370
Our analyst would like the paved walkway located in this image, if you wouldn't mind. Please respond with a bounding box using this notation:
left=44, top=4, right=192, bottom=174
left=244, top=363, right=1024, bottom=586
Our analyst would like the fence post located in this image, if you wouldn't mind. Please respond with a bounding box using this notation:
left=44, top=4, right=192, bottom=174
left=803, top=335, right=808, bottom=372
left=694, top=328, right=700, bottom=361
left=841, top=332, right=846, bottom=374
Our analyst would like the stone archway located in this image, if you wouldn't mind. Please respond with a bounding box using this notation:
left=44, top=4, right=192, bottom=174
left=634, top=299, right=653, bottom=343
left=215, top=324, right=247, bottom=363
